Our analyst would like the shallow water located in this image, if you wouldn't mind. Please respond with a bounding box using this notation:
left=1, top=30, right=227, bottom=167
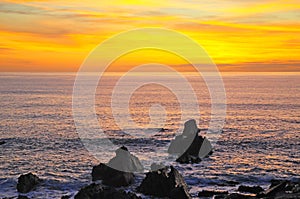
left=0, top=73, right=299, bottom=198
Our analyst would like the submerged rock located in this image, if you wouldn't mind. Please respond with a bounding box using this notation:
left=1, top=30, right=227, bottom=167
left=75, top=183, right=141, bottom=199
left=225, top=193, right=257, bottom=199
left=17, top=173, right=40, bottom=193
left=92, top=146, right=143, bottom=187
left=257, top=181, right=287, bottom=198
left=198, top=190, right=229, bottom=197
left=18, top=196, right=30, bottom=199
left=168, top=119, right=213, bottom=164
left=137, top=166, right=191, bottom=198
left=238, top=185, right=264, bottom=194
left=256, top=180, right=300, bottom=198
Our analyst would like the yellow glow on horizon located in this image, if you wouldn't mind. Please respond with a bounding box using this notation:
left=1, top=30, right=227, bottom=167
left=0, top=0, right=299, bottom=72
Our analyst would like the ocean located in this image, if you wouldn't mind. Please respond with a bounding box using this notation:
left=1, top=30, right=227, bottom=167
left=0, top=72, right=299, bottom=198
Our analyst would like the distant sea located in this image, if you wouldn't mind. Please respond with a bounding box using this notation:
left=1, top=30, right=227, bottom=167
left=0, top=72, right=299, bottom=198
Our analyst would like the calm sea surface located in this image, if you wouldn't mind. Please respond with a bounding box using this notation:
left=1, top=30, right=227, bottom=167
left=0, top=73, right=299, bottom=198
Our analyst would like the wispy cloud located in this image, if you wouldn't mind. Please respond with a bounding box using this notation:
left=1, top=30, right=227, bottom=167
left=0, top=0, right=299, bottom=71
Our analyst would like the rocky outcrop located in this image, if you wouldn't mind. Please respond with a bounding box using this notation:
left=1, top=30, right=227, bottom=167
left=17, top=173, right=40, bottom=193
left=74, top=183, right=141, bottom=199
left=92, top=146, right=143, bottom=187
left=137, top=166, right=191, bottom=198
left=168, top=119, right=213, bottom=164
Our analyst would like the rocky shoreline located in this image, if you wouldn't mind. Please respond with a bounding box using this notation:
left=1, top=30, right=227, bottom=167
left=2, top=120, right=299, bottom=199
left=4, top=163, right=300, bottom=199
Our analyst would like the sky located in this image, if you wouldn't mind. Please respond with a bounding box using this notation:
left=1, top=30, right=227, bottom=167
left=0, top=0, right=299, bottom=72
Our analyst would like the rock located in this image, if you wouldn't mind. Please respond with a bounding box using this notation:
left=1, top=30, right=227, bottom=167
left=259, top=180, right=300, bottom=199
left=198, top=190, right=229, bottom=197
left=18, top=196, right=30, bottom=199
left=257, top=181, right=287, bottom=198
left=169, top=186, right=191, bottom=199
left=61, top=195, right=71, bottom=199
left=17, top=173, right=40, bottom=193
left=168, top=119, right=213, bottom=164
left=137, top=166, right=191, bottom=198
left=225, top=193, right=257, bottom=199
left=0, top=140, right=5, bottom=145
left=150, top=163, right=166, bottom=171
left=92, top=163, right=134, bottom=187
left=176, top=133, right=202, bottom=164
left=107, top=146, right=143, bottom=173
left=75, top=183, right=141, bottom=199
left=238, top=185, right=264, bottom=194
left=274, top=192, right=300, bottom=199
left=92, top=146, right=143, bottom=187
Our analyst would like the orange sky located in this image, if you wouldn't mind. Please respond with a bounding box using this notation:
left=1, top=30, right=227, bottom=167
left=0, top=0, right=300, bottom=72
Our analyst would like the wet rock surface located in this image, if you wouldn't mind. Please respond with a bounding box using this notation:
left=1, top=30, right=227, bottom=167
left=208, top=179, right=300, bottom=199
left=16, top=173, right=40, bottom=193
left=137, top=166, right=191, bottom=198
left=168, top=119, right=213, bottom=164
left=92, top=146, right=143, bottom=187
left=198, top=190, right=229, bottom=197
left=74, top=183, right=141, bottom=199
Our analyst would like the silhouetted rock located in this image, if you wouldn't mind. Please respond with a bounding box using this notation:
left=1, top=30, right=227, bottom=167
left=18, top=196, right=30, bottom=199
left=238, top=185, right=264, bottom=194
left=0, top=140, right=5, bottom=145
left=168, top=119, right=212, bottom=164
left=137, top=166, right=191, bottom=198
left=92, top=146, right=142, bottom=187
left=198, top=190, right=228, bottom=197
left=256, top=180, right=300, bottom=198
left=169, top=186, right=191, bottom=199
left=257, top=181, right=287, bottom=198
left=74, top=183, right=141, bottom=199
left=92, top=163, right=134, bottom=187
left=17, top=173, right=40, bottom=193
left=61, top=195, right=71, bottom=199
left=225, top=193, right=257, bottom=199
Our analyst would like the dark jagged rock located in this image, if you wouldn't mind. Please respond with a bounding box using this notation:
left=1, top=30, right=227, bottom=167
left=169, top=186, right=191, bottom=199
left=238, top=185, right=264, bottom=194
left=137, top=166, right=191, bottom=198
left=92, top=163, right=134, bottom=187
left=17, top=173, right=40, bottom=193
left=168, top=119, right=213, bottom=164
left=198, top=190, right=229, bottom=197
left=75, top=183, right=141, bottom=199
left=61, top=195, right=71, bottom=199
left=92, top=146, right=143, bottom=187
left=257, top=180, right=300, bottom=199
left=257, top=181, right=287, bottom=198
